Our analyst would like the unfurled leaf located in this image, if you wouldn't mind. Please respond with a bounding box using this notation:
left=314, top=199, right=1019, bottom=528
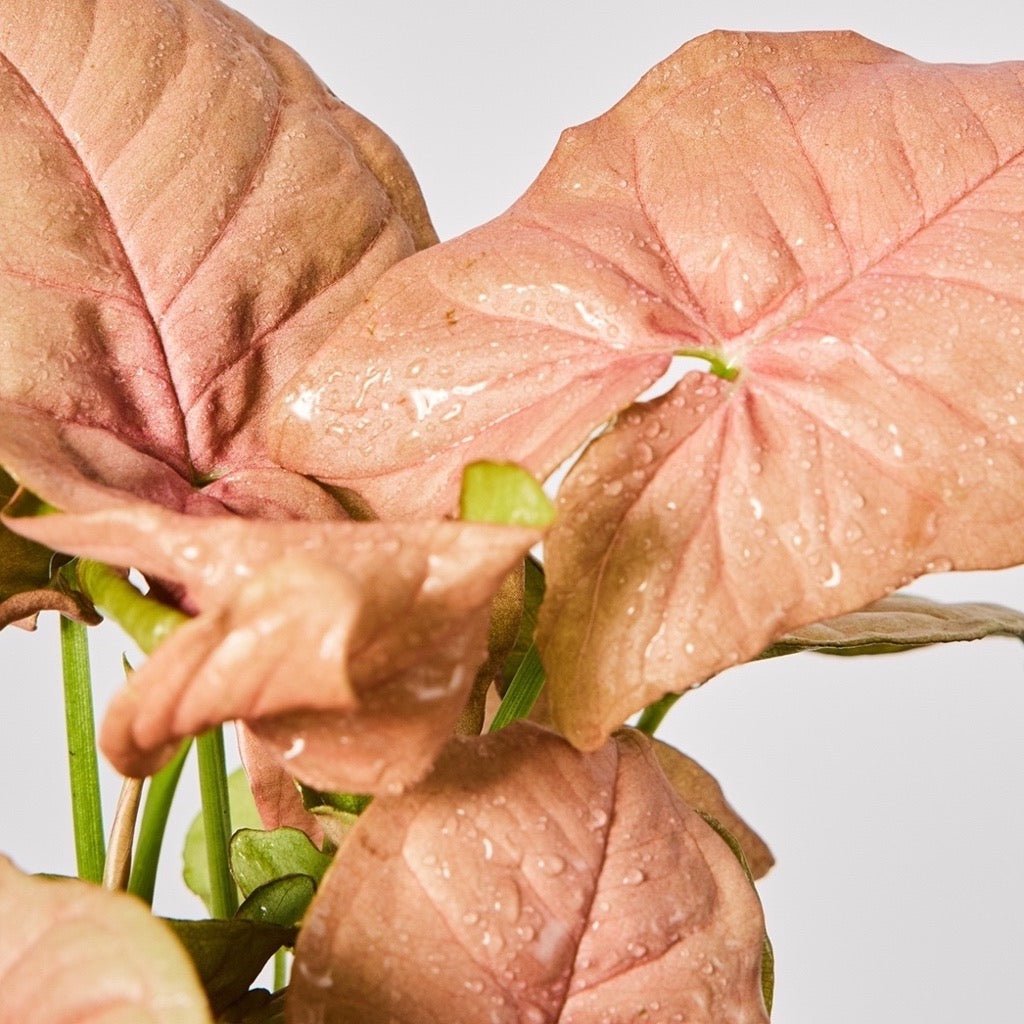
left=166, top=918, right=294, bottom=1014
left=271, top=31, right=1024, bottom=748
left=0, top=855, right=211, bottom=1022
left=0, top=0, right=434, bottom=621
left=650, top=739, right=774, bottom=880
left=270, top=29, right=1024, bottom=746
left=289, top=722, right=769, bottom=1023
left=230, top=828, right=331, bottom=899
left=236, top=875, right=316, bottom=928
left=459, top=462, right=556, bottom=528
left=765, top=593, right=1024, bottom=656
left=184, top=769, right=261, bottom=914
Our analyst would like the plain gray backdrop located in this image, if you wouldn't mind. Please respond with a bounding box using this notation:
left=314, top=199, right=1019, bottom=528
left=2, top=2, right=1023, bottom=1021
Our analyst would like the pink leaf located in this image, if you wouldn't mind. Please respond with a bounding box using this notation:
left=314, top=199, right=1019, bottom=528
left=0, top=856, right=211, bottom=1023
left=269, top=31, right=1024, bottom=745
left=5, top=479, right=538, bottom=792
left=288, top=723, right=769, bottom=1023
left=0, top=0, right=433, bottom=620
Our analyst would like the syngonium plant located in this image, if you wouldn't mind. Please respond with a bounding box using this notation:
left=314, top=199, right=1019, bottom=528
left=1, top=2, right=1022, bottom=1020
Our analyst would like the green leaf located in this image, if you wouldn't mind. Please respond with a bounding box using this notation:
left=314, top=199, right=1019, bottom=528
left=236, top=875, right=317, bottom=928
left=459, top=461, right=555, bottom=528
left=184, top=769, right=261, bottom=914
left=762, top=593, right=1024, bottom=659
left=165, top=918, right=294, bottom=1014
left=230, top=827, right=332, bottom=898
left=502, top=556, right=545, bottom=689
left=489, top=642, right=546, bottom=732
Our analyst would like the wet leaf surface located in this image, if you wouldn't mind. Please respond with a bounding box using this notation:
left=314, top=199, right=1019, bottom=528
left=289, top=722, right=769, bottom=1023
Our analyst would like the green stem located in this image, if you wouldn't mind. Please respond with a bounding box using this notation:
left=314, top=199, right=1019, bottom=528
left=59, top=616, right=106, bottom=884
left=128, top=738, right=192, bottom=904
left=197, top=727, right=237, bottom=918
left=274, top=948, right=289, bottom=991
left=74, top=560, right=187, bottom=654
left=635, top=692, right=680, bottom=736
left=675, top=347, right=740, bottom=381
left=489, top=643, right=546, bottom=732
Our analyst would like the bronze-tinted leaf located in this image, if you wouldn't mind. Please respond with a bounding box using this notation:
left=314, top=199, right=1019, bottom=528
left=766, top=593, right=1024, bottom=656
left=5, top=490, right=537, bottom=792
left=288, top=722, right=769, bottom=1023
left=650, top=738, right=774, bottom=880
left=0, top=855, right=211, bottom=1023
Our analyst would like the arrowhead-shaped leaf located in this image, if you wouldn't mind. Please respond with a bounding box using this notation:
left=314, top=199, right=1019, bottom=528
left=288, top=722, right=769, bottom=1023
left=0, top=855, right=211, bottom=1023
left=0, top=0, right=434, bottom=623
left=271, top=31, right=1024, bottom=745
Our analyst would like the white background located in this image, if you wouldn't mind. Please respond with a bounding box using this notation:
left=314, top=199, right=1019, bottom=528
left=3, top=2, right=1024, bottom=1021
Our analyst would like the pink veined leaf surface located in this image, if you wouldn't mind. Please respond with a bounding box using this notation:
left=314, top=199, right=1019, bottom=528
left=0, top=0, right=540, bottom=791
left=0, top=0, right=435, bottom=626
left=288, top=722, right=769, bottom=1024
left=0, top=856, right=212, bottom=1024
left=270, top=31, right=1024, bottom=748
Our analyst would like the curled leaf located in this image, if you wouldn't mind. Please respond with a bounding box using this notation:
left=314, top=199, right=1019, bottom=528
left=229, top=828, right=331, bottom=899
left=0, top=855, right=211, bottom=1023
left=5, top=489, right=538, bottom=792
left=289, top=722, right=769, bottom=1023
left=766, top=593, right=1024, bottom=656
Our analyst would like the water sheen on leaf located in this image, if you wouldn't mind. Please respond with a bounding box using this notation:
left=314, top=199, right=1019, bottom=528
left=288, top=722, right=769, bottom=1023
left=0, top=855, right=211, bottom=1023
left=271, top=30, right=1024, bottom=747
left=229, top=827, right=331, bottom=898
left=0, top=0, right=435, bottom=621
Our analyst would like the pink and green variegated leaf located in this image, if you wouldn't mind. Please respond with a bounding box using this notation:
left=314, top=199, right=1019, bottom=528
left=289, top=723, right=769, bottom=1024
left=270, top=30, right=1024, bottom=745
left=0, top=856, right=211, bottom=1024
left=4, top=471, right=538, bottom=792
left=0, top=0, right=434, bottom=620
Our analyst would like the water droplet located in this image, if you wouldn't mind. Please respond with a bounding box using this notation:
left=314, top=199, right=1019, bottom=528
left=621, top=868, right=646, bottom=886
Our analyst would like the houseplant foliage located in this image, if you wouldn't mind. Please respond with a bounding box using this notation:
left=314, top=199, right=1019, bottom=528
left=0, top=1, right=1022, bottom=1020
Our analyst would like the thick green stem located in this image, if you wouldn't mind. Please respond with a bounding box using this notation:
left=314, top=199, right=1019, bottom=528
left=635, top=692, right=680, bottom=735
left=75, top=560, right=187, bottom=654
left=72, top=562, right=237, bottom=916
left=274, top=949, right=289, bottom=991
left=490, top=643, right=545, bottom=732
left=197, top=727, right=237, bottom=918
left=59, top=616, right=106, bottom=883
left=128, top=738, right=192, bottom=904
